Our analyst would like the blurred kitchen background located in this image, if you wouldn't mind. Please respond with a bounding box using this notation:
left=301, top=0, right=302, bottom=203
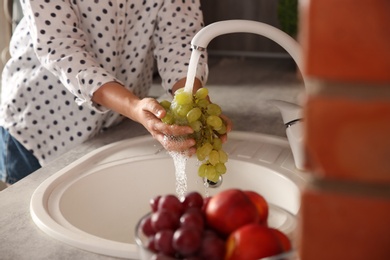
left=0, top=0, right=304, bottom=137
left=0, top=0, right=22, bottom=74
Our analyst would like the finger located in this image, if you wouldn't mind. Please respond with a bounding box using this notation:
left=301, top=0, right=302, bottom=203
left=219, top=133, right=228, bottom=143
left=155, top=133, right=196, bottom=152
left=178, top=147, right=197, bottom=157
left=145, top=98, right=166, bottom=119
left=157, top=122, right=194, bottom=136
left=220, top=114, right=233, bottom=133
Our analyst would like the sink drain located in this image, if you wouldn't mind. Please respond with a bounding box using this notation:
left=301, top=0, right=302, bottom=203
left=205, top=175, right=223, bottom=188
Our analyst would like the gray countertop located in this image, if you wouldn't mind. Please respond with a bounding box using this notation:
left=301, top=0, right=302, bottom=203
left=0, top=120, right=148, bottom=260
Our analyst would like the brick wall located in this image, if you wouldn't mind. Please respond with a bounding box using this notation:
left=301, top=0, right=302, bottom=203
left=298, top=0, right=390, bottom=259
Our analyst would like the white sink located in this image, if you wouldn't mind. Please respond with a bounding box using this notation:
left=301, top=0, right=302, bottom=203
left=30, top=131, right=307, bottom=259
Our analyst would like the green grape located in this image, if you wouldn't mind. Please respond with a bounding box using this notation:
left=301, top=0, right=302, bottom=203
left=174, top=89, right=193, bottom=105
left=196, top=143, right=212, bottom=161
left=208, top=150, right=220, bottom=166
left=199, top=143, right=213, bottom=156
left=212, top=138, right=222, bottom=150
left=206, top=115, right=223, bottom=130
left=186, top=107, right=202, bottom=123
left=196, top=149, right=206, bottom=161
left=205, top=165, right=218, bottom=182
left=215, top=163, right=227, bottom=174
left=195, top=88, right=209, bottom=100
left=219, top=150, right=228, bottom=163
left=159, top=100, right=171, bottom=110
left=216, top=123, right=227, bottom=135
left=174, top=104, right=193, bottom=117
left=207, top=103, right=222, bottom=116
left=196, top=98, right=210, bottom=108
left=161, top=111, right=174, bottom=124
left=189, top=120, right=202, bottom=132
left=197, top=143, right=213, bottom=161
left=198, top=163, right=207, bottom=177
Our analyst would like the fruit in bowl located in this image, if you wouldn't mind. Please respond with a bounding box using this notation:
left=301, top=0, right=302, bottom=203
left=225, top=224, right=292, bottom=260
left=205, top=189, right=269, bottom=236
left=135, top=189, right=295, bottom=260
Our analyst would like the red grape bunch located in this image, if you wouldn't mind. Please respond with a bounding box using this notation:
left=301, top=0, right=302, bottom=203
left=138, top=192, right=225, bottom=260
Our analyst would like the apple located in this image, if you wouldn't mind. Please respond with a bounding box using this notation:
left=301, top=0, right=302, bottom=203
left=244, top=190, right=269, bottom=225
left=205, top=189, right=259, bottom=235
left=225, top=224, right=284, bottom=260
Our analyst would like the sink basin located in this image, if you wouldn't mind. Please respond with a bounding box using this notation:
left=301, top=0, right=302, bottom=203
left=30, top=131, right=307, bottom=259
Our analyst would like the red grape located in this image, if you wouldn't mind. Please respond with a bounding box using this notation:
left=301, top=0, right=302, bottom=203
left=140, top=215, right=155, bottom=236
left=172, top=227, right=202, bottom=257
left=182, top=191, right=204, bottom=210
left=180, top=210, right=204, bottom=230
left=146, top=236, right=157, bottom=252
left=197, top=230, right=226, bottom=260
left=158, top=194, right=184, bottom=217
left=154, top=230, right=175, bottom=256
left=150, top=195, right=161, bottom=212
left=151, top=209, right=179, bottom=232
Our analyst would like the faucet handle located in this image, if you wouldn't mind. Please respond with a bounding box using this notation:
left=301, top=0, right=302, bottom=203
left=268, top=100, right=302, bottom=125
left=269, top=100, right=305, bottom=170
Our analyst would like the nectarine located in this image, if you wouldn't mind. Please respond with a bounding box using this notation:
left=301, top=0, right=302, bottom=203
left=225, top=224, right=283, bottom=260
left=244, top=190, right=269, bottom=225
left=205, top=189, right=259, bottom=236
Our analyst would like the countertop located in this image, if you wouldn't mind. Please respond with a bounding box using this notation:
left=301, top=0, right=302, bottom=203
left=0, top=119, right=148, bottom=260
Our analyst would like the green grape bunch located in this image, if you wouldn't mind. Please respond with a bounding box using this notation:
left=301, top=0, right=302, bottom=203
left=159, top=87, right=228, bottom=182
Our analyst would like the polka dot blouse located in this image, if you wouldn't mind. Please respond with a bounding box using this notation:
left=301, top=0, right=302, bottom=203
left=0, top=0, right=208, bottom=166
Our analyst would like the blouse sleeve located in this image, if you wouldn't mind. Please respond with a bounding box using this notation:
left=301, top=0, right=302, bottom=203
left=21, top=0, right=119, bottom=112
left=153, top=0, right=208, bottom=92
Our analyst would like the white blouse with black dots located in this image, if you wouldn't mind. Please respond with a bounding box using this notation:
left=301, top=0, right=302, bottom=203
left=0, top=0, right=208, bottom=165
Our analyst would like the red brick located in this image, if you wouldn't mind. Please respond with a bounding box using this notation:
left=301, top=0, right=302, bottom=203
left=299, top=0, right=390, bottom=83
left=304, top=96, right=390, bottom=183
left=299, top=183, right=390, bottom=260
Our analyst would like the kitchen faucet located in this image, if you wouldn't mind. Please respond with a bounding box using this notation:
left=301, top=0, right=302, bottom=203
left=191, top=20, right=306, bottom=170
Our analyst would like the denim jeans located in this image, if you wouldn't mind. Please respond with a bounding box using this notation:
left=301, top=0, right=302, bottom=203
left=0, top=127, right=41, bottom=184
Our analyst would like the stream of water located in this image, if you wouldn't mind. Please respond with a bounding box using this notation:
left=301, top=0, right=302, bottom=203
left=168, top=151, right=188, bottom=201
left=171, top=49, right=206, bottom=200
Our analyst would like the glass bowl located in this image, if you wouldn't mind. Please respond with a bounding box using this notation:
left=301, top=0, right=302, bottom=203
left=134, top=204, right=298, bottom=260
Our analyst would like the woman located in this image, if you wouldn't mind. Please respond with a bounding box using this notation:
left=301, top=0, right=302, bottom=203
left=0, top=0, right=229, bottom=185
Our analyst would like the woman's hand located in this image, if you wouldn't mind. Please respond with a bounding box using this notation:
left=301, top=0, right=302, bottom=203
left=131, top=97, right=197, bottom=154
left=92, top=81, right=197, bottom=154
